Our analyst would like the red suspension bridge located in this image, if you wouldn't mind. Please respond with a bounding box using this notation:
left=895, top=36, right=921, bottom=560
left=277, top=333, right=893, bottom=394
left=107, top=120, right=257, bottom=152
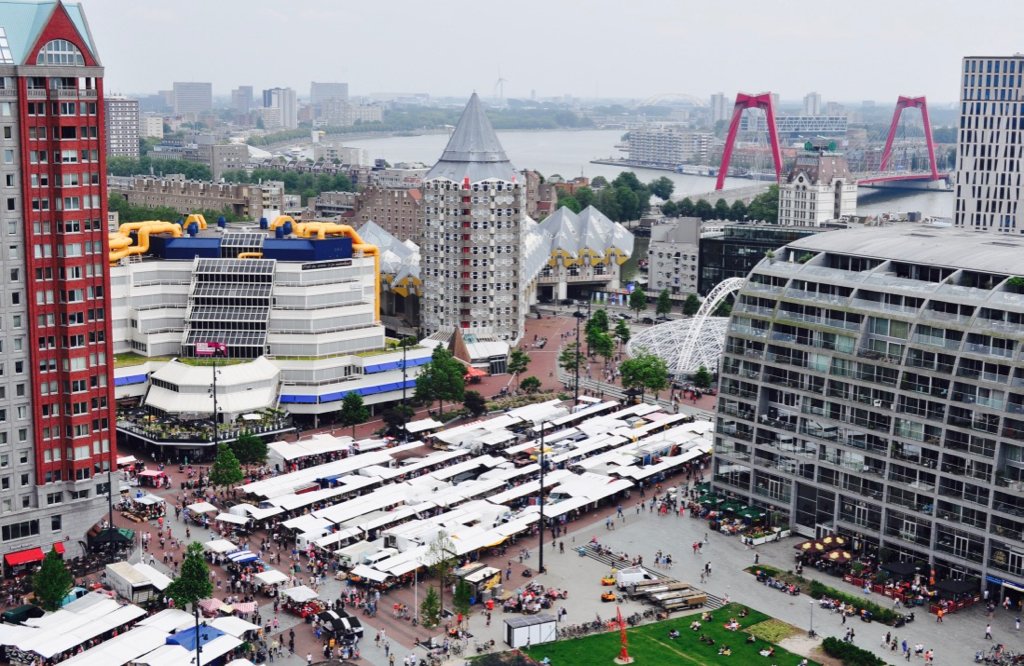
left=715, top=93, right=949, bottom=191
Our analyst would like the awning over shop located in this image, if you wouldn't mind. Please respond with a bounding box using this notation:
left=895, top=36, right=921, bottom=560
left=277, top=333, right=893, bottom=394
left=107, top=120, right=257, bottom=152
left=254, top=569, right=289, bottom=586
left=187, top=502, right=218, bottom=514
left=215, top=513, right=249, bottom=525
left=282, top=585, right=319, bottom=602
left=52, top=541, right=65, bottom=554
left=4, top=546, right=44, bottom=566
left=349, top=564, right=390, bottom=583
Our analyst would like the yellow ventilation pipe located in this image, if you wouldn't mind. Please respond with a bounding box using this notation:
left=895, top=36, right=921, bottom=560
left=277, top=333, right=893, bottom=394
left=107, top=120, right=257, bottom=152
left=269, top=215, right=298, bottom=231
left=237, top=252, right=263, bottom=259
left=184, top=213, right=208, bottom=230
left=109, top=221, right=182, bottom=264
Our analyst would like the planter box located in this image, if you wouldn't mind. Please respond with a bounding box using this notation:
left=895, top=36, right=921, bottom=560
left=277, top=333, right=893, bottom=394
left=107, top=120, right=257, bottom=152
left=749, top=528, right=791, bottom=546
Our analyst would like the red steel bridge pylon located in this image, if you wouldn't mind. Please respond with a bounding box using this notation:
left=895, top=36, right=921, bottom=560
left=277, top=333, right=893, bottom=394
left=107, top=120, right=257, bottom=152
left=879, top=95, right=939, bottom=179
left=715, top=92, right=783, bottom=191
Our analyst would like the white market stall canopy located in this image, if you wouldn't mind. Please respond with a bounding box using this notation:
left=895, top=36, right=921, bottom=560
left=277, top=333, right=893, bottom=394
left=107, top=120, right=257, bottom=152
left=282, top=585, right=319, bottom=602
left=215, top=513, right=249, bottom=525
left=203, top=539, right=238, bottom=554
left=187, top=501, right=218, bottom=514
left=254, top=569, right=290, bottom=586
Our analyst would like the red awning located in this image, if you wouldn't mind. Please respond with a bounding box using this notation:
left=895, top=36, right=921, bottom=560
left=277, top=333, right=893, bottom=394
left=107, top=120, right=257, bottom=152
left=137, top=470, right=164, bottom=477
left=4, top=547, right=44, bottom=566
left=464, top=366, right=487, bottom=378
left=52, top=542, right=65, bottom=555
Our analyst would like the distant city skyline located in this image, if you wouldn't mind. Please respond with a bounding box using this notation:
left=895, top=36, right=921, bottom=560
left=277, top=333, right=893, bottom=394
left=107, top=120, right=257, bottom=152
left=79, top=0, right=1021, bottom=105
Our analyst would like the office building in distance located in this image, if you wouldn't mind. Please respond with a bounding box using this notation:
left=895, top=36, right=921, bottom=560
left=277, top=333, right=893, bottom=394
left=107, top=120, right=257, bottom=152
left=713, top=224, right=1024, bottom=595
left=0, top=0, right=114, bottom=561
left=172, top=81, right=212, bottom=116
left=104, top=96, right=139, bottom=159
left=623, top=125, right=713, bottom=167
left=954, top=55, right=1024, bottom=233
left=263, top=87, right=297, bottom=129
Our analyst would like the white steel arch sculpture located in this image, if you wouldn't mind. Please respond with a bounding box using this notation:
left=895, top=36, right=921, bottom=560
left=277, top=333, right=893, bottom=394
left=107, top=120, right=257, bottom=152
left=626, top=277, right=746, bottom=376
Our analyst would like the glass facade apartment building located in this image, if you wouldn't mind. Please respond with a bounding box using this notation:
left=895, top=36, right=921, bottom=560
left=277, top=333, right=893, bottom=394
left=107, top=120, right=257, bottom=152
left=712, top=224, right=1024, bottom=596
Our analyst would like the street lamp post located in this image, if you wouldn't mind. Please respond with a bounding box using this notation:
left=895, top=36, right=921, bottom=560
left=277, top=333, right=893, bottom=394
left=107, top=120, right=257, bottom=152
left=808, top=599, right=815, bottom=638
left=538, top=420, right=550, bottom=574
left=401, top=339, right=410, bottom=442
left=573, top=299, right=592, bottom=406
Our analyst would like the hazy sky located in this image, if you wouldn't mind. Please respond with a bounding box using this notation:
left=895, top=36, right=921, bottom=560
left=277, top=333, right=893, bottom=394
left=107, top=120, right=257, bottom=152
left=78, top=0, right=1023, bottom=105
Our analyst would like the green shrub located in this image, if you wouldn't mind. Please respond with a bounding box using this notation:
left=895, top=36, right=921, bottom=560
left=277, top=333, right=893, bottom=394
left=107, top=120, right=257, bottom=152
left=808, top=581, right=898, bottom=625
left=822, top=636, right=886, bottom=666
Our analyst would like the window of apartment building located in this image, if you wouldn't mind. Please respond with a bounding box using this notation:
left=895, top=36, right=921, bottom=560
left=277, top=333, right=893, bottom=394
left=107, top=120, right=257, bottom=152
left=45, top=492, right=61, bottom=505
left=50, top=515, right=61, bottom=532
left=1, top=519, right=38, bottom=541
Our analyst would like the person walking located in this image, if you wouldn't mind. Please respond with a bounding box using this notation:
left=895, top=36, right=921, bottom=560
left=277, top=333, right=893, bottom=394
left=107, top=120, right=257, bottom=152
left=936, top=607, right=943, bottom=623
left=985, top=623, right=993, bottom=640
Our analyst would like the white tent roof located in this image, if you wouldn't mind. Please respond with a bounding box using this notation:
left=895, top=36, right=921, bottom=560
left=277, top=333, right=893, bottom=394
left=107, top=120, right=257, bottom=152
left=254, top=569, right=290, bottom=586
left=268, top=433, right=353, bottom=461
left=215, top=512, right=249, bottom=525
left=60, top=625, right=169, bottom=666
left=133, top=562, right=172, bottom=591
left=349, top=564, right=390, bottom=583
left=405, top=418, right=443, bottom=434
left=232, top=503, right=284, bottom=521
left=281, top=514, right=332, bottom=534
left=187, top=501, right=218, bottom=514
left=137, top=608, right=194, bottom=633
left=210, top=615, right=260, bottom=637
left=282, top=585, right=318, bottom=602
left=203, top=538, right=237, bottom=554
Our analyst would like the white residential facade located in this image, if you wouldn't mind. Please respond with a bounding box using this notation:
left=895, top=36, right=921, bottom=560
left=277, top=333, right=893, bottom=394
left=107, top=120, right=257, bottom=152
left=954, top=55, right=1024, bottom=233
left=778, top=151, right=858, bottom=227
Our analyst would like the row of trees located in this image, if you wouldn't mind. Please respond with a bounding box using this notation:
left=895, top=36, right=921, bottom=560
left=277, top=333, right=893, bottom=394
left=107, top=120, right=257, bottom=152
left=660, top=184, right=780, bottom=224
left=220, top=169, right=354, bottom=204
left=107, top=156, right=212, bottom=181
left=556, top=173, right=675, bottom=223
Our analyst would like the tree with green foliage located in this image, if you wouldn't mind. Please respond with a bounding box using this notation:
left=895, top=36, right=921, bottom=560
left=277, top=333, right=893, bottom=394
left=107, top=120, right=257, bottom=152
left=614, top=318, right=631, bottom=348
left=714, top=198, right=731, bottom=220
left=507, top=348, right=531, bottom=390
left=729, top=199, right=748, bottom=221
left=558, top=342, right=584, bottom=385
left=419, top=586, right=441, bottom=628
left=463, top=390, right=487, bottom=416
left=614, top=186, right=640, bottom=221
left=453, top=578, right=472, bottom=624
left=656, top=289, right=672, bottom=316
left=683, top=293, right=701, bottom=316
left=557, top=194, right=581, bottom=213
left=107, top=155, right=211, bottom=180
left=747, top=185, right=779, bottom=223
left=382, top=404, right=414, bottom=438
left=339, top=392, right=370, bottom=438
left=660, top=200, right=678, bottom=217
left=628, top=286, right=647, bottom=318
left=590, top=175, right=609, bottom=189
left=425, top=531, right=457, bottom=627
left=693, top=199, right=714, bottom=220
left=587, top=308, right=609, bottom=333
left=713, top=298, right=733, bottom=318
left=209, top=443, right=244, bottom=490
left=649, top=176, right=674, bottom=201
left=520, top=376, right=542, bottom=394
left=677, top=197, right=695, bottom=218
left=596, top=186, right=621, bottom=221
left=166, top=542, right=214, bottom=611
left=575, top=187, right=595, bottom=210
left=415, top=346, right=466, bottom=416
left=592, top=331, right=615, bottom=368
left=620, top=352, right=670, bottom=403
left=694, top=365, right=713, bottom=389
left=229, top=433, right=267, bottom=467
left=33, top=548, right=73, bottom=611
left=221, top=168, right=354, bottom=204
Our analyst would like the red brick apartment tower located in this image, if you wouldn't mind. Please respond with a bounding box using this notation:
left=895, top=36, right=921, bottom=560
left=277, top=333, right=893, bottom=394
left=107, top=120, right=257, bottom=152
left=0, top=1, right=114, bottom=566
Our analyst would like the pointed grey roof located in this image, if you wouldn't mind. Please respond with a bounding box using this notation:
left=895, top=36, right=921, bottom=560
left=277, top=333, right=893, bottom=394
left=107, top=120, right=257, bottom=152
left=426, top=93, right=517, bottom=182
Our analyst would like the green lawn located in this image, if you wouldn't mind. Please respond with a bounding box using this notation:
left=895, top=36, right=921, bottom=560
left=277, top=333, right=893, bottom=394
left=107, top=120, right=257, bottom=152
left=524, top=604, right=817, bottom=666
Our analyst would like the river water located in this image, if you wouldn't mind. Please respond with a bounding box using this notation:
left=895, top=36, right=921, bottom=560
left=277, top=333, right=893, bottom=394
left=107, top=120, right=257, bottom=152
left=343, top=129, right=954, bottom=217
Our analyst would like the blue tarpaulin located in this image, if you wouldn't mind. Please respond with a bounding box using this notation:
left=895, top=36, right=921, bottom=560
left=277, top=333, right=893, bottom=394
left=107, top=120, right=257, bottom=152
left=165, top=625, right=226, bottom=650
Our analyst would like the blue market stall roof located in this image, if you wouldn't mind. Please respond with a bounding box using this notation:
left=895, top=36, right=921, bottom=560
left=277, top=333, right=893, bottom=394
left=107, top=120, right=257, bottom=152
left=165, top=624, right=226, bottom=650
